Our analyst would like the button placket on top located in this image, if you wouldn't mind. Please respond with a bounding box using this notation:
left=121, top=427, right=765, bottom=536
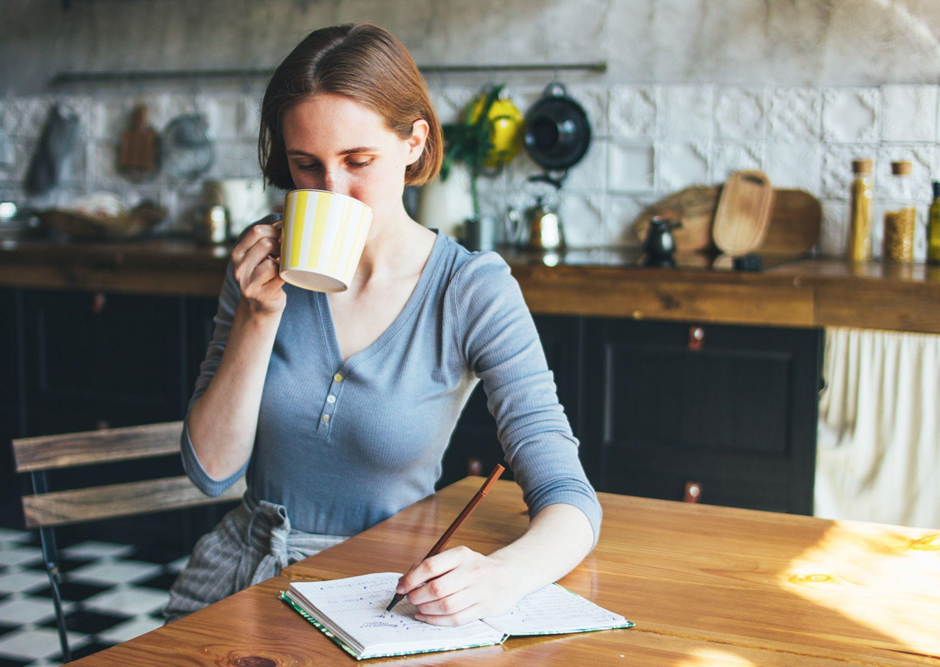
left=317, top=367, right=347, bottom=434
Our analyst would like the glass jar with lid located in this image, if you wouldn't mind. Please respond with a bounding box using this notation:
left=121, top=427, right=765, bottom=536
left=882, top=161, right=916, bottom=263
left=846, top=158, right=873, bottom=261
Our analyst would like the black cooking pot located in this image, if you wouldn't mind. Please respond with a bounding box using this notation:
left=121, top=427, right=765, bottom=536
left=523, top=82, right=591, bottom=180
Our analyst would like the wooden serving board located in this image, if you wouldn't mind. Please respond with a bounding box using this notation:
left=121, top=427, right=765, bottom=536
left=712, top=170, right=775, bottom=256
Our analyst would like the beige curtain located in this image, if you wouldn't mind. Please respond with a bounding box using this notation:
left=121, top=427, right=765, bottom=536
left=816, top=327, right=940, bottom=530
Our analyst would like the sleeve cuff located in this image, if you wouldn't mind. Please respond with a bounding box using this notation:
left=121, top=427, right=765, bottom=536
left=526, top=489, right=603, bottom=550
left=180, top=414, right=249, bottom=497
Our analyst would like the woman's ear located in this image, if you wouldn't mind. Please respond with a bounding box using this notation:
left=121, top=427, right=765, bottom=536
left=405, top=119, right=430, bottom=166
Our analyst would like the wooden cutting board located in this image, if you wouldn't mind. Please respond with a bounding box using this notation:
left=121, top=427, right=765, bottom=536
left=762, top=189, right=821, bottom=255
left=712, top=170, right=775, bottom=256
left=118, top=103, right=158, bottom=177
left=634, top=186, right=820, bottom=255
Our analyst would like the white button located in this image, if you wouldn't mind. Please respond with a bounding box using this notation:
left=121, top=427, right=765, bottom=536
left=321, top=414, right=330, bottom=423
left=327, top=395, right=336, bottom=404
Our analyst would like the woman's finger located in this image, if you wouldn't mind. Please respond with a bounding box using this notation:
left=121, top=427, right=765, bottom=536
left=416, top=602, right=486, bottom=627
left=230, top=223, right=280, bottom=265
left=398, top=547, right=472, bottom=594
left=248, top=255, right=281, bottom=288
left=413, top=586, right=476, bottom=617
left=235, top=237, right=280, bottom=290
left=406, top=568, right=473, bottom=607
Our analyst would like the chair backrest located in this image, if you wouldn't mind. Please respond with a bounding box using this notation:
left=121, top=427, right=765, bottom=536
left=12, top=421, right=246, bottom=529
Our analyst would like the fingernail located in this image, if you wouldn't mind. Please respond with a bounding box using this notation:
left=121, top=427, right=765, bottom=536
left=396, top=585, right=404, bottom=594
left=415, top=614, right=425, bottom=622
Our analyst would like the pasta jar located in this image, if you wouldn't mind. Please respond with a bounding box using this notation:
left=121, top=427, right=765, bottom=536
left=846, top=158, right=873, bottom=261
left=883, top=161, right=916, bottom=263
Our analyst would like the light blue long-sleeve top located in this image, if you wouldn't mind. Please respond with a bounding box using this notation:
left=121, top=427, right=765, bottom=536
left=181, top=226, right=602, bottom=545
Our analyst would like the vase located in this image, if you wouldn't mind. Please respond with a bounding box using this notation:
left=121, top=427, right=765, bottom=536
left=417, top=162, right=474, bottom=240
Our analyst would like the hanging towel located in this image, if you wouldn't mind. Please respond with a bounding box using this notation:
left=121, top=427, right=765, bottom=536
left=816, top=327, right=940, bottom=529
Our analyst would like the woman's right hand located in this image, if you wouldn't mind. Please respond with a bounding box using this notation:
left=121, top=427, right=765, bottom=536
left=231, top=220, right=286, bottom=318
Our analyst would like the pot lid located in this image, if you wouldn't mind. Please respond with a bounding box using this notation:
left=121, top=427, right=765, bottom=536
left=523, top=82, right=591, bottom=172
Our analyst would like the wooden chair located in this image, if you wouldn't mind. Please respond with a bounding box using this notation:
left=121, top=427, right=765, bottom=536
left=11, top=421, right=246, bottom=663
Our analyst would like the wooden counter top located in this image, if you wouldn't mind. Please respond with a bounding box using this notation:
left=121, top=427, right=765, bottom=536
left=70, top=478, right=940, bottom=666
left=2, top=238, right=939, bottom=333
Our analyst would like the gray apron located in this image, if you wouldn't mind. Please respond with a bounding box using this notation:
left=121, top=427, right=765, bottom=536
left=162, top=491, right=347, bottom=624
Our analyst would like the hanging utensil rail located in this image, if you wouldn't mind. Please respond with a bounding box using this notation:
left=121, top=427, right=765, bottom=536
left=48, top=62, right=607, bottom=87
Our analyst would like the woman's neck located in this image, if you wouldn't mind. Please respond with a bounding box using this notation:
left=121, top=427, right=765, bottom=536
left=353, top=202, right=427, bottom=286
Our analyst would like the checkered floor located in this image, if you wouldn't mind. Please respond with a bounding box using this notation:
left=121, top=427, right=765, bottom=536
left=0, top=527, right=188, bottom=666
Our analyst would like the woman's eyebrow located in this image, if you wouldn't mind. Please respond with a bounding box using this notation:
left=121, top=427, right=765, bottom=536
left=286, top=147, right=381, bottom=158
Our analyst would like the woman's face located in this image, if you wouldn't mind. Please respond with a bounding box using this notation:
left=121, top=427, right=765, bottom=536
left=281, top=94, right=427, bottom=222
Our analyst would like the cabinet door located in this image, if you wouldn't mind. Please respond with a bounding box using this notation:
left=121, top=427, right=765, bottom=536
left=0, top=291, right=27, bottom=529
left=24, top=290, right=184, bottom=416
left=583, top=318, right=821, bottom=514
left=0, top=289, right=21, bottom=408
left=439, top=315, right=583, bottom=488
left=0, top=405, right=28, bottom=529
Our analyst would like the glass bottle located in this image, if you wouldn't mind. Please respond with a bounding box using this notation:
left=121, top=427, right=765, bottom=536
left=846, top=159, right=873, bottom=261
left=883, top=161, right=916, bottom=263
left=929, top=180, right=940, bottom=265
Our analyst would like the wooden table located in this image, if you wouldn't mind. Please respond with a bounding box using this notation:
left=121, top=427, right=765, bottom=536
left=68, top=478, right=940, bottom=665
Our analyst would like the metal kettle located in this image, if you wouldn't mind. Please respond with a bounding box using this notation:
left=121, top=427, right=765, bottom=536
left=505, top=175, right=566, bottom=251
left=525, top=195, right=565, bottom=250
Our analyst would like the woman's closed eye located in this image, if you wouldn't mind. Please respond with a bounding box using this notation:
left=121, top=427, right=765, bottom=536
left=297, top=159, right=373, bottom=171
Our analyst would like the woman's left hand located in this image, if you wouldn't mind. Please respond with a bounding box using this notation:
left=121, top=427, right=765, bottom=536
left=396, top=546, right=523, bottom=626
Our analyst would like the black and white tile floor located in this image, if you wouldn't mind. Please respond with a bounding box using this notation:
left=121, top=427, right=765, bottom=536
left=0, top=527, right=188, bottom=666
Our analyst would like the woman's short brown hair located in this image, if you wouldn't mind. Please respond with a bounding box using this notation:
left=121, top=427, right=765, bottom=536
left=258, top=23, right=443, bottom=190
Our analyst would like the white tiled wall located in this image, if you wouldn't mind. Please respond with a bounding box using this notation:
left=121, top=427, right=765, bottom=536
left=464, top=82, right=938, bottom=259
left=1, top=83, right=938, bottom=259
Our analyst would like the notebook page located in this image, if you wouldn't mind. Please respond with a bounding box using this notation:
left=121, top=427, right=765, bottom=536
left=289, top=573, right=504, bottom=654
left=483, top=583, right=630, bottom=636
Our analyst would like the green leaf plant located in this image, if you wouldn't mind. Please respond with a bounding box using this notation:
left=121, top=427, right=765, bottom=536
left=439, top=84, right=512, bottom=221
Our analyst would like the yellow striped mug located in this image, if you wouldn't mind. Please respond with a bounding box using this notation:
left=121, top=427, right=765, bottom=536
left=279, top=189, right=373, bottom=292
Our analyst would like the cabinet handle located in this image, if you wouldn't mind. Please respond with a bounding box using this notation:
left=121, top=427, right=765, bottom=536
left=91, top=292, right=107, bottom=314
left=684, top=481, right=702, bottom=503
left=688, top=326, right=705, bottom=350
left=467, top=458, right=484, bottom=477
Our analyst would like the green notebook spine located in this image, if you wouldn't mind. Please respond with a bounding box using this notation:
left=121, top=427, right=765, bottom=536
left=280, top=591, right=365, bottom=660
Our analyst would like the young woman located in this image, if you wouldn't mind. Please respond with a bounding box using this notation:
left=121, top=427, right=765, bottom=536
left=164, top=23, right=601, bottom=627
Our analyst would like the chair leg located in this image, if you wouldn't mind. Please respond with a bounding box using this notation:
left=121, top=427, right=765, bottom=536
left=38, top=526, right=71, bottom=663
left=32, top=473, right=71, bottom=663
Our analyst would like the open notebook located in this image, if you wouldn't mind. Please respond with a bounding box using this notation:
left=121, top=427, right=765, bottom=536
left=280, top=572, right=632, bottom=660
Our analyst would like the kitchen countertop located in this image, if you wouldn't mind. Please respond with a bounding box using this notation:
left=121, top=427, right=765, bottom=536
left=2, top=237, right=939, bottom=333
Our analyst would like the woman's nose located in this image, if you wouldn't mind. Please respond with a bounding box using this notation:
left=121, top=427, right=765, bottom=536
left=323, top=170, right=349, bottom=196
